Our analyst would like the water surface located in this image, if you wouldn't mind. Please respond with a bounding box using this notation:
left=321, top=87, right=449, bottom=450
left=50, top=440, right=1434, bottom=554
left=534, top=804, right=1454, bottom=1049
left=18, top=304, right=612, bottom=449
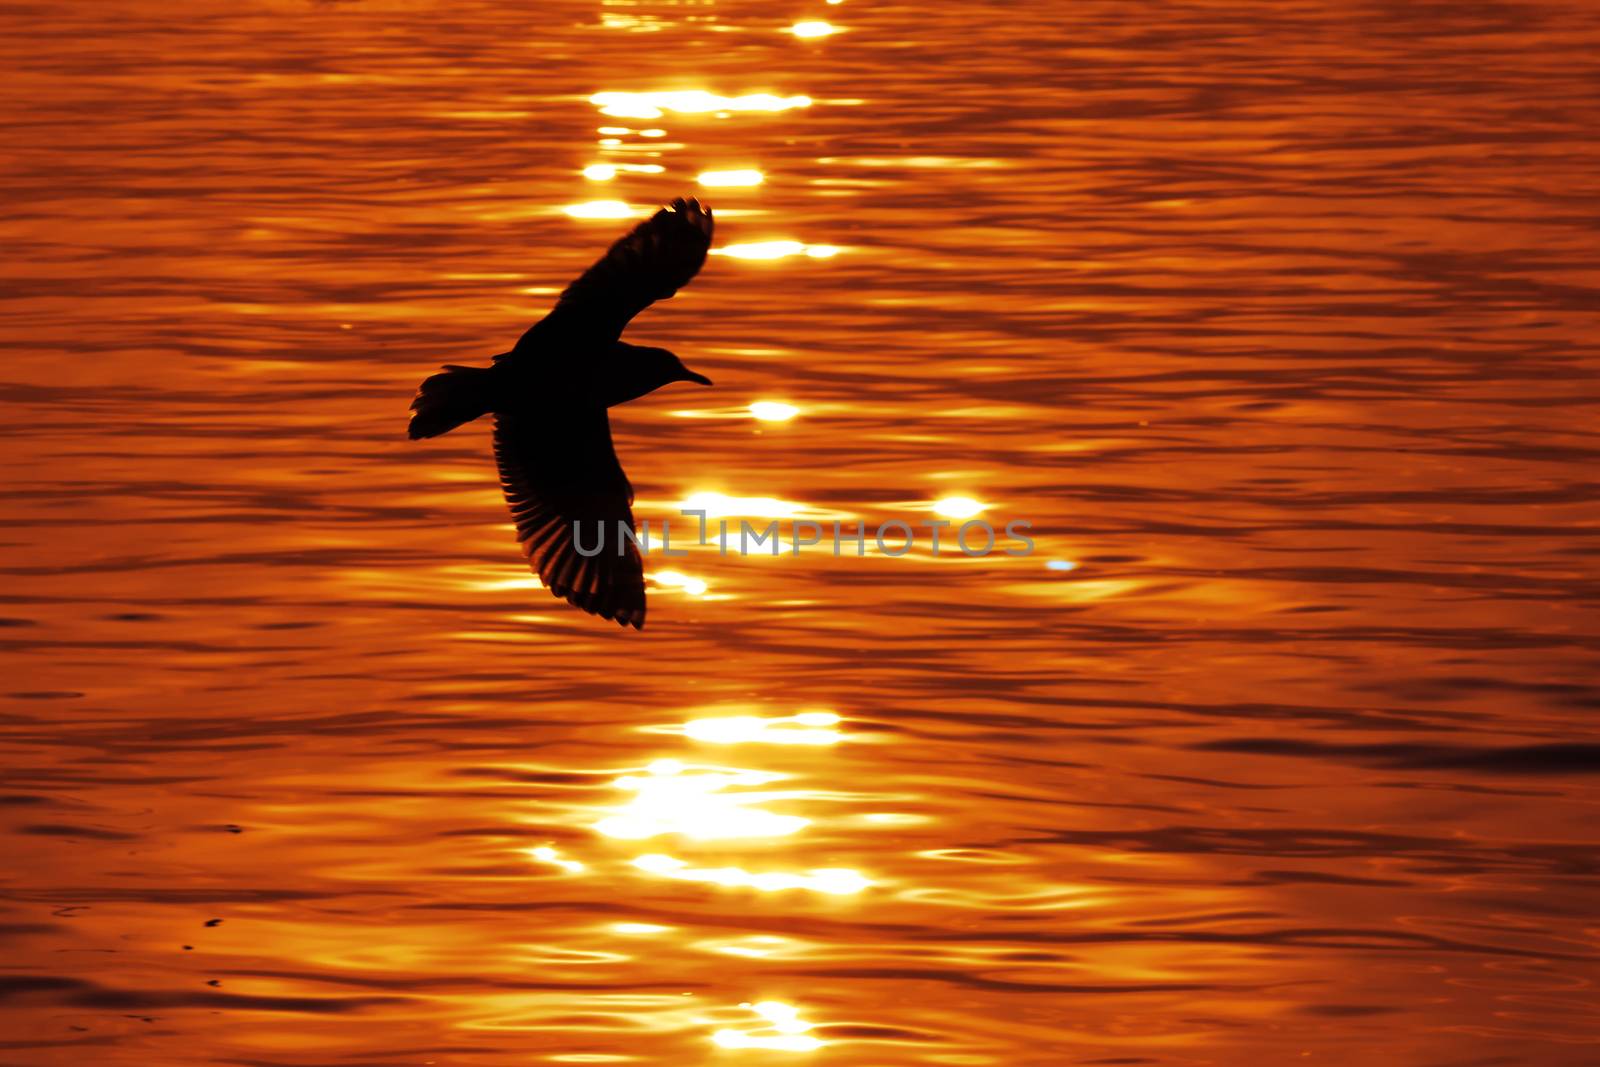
left=3, top=1, right=1599, bottom=1063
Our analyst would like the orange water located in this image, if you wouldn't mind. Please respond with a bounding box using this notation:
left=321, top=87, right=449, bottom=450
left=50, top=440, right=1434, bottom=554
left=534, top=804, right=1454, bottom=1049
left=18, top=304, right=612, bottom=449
left=3, top=1, right=1599, bottom=1063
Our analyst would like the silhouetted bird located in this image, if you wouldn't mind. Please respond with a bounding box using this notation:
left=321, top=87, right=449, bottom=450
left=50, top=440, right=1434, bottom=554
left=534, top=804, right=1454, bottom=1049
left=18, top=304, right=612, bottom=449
left=408, top=197, right=715, bottom=630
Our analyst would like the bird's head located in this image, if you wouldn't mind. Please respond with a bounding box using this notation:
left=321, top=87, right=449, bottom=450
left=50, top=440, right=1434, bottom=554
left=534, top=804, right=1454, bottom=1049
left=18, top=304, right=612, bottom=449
left=671, top=356, right=714, bottom=387
left=613, top=344, right=712, bottom=405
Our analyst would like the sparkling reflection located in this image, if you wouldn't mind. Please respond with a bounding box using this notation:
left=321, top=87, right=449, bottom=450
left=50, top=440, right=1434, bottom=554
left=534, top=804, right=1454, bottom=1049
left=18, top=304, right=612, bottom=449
left=787, top=21, right=841, bottom=39
left=562, top=199, right=637, bottom=219
left=634, top=854, right=870, bottom=895
left=931, top=496, right=986, bottom=519
left=711, top=240, right=840, bottom=260
left=526, top=844, right=586, bottom=874
left=582, top=163, right=666, bottom=181
left=696, top=168, right=764, bottom=187
left=609, top=922, right=672, bottom=936
left=590, top=90, right=811, bottom=119
left=650, top=569, right=709, bottom=596
left=748, top=400, right=800, bottom=421
left=712, top=1001, right=825, bottom=1052
left=681, top=710, right=843, bottom=745
left=678, top=490, right=807, bottom=519
left=594, top=759, right=809, bottom=841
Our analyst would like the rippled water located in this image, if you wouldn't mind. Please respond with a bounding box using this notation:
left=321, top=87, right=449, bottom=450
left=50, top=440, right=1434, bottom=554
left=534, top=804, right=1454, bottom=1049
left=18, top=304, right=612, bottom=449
left=4, top=1, right=1600, bottom=1063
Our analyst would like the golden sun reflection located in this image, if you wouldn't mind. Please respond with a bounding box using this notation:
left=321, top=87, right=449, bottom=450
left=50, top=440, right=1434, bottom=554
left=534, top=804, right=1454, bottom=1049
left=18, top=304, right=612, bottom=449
left=696, top=168, right=764, bottom=188
left=589, top=91, right=812, bottom=119
left=526, top=845, right=586, bottom=874
left=932, top=495, right=986, bottom=519
left=678, top=490, right=805, bottom=519
left=681, top=710, right=842, bottom=745
left=650, top=570, right=709, bottom=596
left=634, top=854, right=870, bottom=895
left=582, top=162, right=666, bottom=181
left=711, top=240, right=840, bottom=260
left=788, top=21, right=841, bottom=39
left=594, top=759, right=809, bottom=841
left=712, top=1001, right=825, bottom=1052
left=598, top=13, right=665, bottom=32
left=562, top=200, right=637, bottom=219
left=748, top=400, right=800, bottom=422
left=699, top=934, right=805, bottom=959
left=859, top=811, right=930, bottom=826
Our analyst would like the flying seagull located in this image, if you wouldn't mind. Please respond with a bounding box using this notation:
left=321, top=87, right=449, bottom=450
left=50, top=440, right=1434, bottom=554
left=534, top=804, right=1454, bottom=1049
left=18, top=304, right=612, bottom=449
left=407, top=197, right=716, bottom=630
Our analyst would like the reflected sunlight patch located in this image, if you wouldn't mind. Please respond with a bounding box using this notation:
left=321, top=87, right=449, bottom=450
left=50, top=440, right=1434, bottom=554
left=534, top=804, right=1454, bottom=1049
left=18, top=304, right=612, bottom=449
left=818, top=155, right=1004, bottom=169
left=711, top=240, right=840, bottom=260
left=599, top=13, right=665, bottom=31
left=595, top=759, right=808, bottom=841
left=681, top=711, right=842, bottom=746
left=697, top=168, right=764, bottom=188
left=562, top=200, right=638, bottom=219
left=931, top=496, right=986, bottom=519
left=859, top=811, right=930, bottom=826
left=454, top=572, right=542, bottom=593
left=583, top=162, right=666, bottom=181
left=748, top=400, right=800, bottom=422
left=678, top=490, right=804, bottom=519
left=699, top=934, right=805, bottom=959
left=527, top=845, right=586, bottom=874
left=663, top=489, right=850, bottom=523
left=787, top=20, right=841, bottom=38
left=590, top=91, right=812, bottom=119
left=635, top=854, right=869, bottom=895
left=650, top=570, right=709, bottom=597
left=712, top=1001, right=825, bottom=1052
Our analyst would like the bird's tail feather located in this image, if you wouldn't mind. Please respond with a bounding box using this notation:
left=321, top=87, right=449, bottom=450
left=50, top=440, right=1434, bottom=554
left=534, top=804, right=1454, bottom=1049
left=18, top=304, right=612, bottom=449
left=408, top=364, right=494, bottom=440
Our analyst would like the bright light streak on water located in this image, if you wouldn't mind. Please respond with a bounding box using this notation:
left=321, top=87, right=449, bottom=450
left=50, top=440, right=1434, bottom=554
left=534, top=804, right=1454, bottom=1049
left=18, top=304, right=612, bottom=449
left=748, top=401, right=799, bottom=421
left=634, top=855, right=870, bottom=895
left=932, top=496, right=986, bottom=519
left=682, top=710, right=843, bottom=745
left=594, top=760, right=809, bottom=841
left=590, top=90, right=812, bottom=119
left=710, top=241, right=840, bottom=260
left=561, top=199, right=636, bottom=218
left=712, top=1001, right=825, bottom=1051
left=788, top=21, right=841, bottom=39
left=697, top=168, right=764, bottom=187
left=527, top=845, right=586, bottom=874
left=651, top=570, right=709, bottom=596
left=679, top=491, right=807, bottom=519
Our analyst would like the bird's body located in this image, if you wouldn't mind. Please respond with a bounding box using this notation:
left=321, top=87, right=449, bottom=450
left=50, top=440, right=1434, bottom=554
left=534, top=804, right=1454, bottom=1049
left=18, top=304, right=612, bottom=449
left=408, top=197, right=715, bottom=630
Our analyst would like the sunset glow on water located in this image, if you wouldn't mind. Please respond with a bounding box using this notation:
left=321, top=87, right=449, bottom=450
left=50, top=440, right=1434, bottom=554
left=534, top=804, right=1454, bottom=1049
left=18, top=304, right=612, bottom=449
left=2, top=0, right=1598, bottom=1064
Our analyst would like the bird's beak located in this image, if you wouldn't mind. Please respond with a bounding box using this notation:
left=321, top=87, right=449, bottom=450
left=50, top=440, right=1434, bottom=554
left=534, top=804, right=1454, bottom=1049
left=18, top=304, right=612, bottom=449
left=682, top=369, right=713, bottom=386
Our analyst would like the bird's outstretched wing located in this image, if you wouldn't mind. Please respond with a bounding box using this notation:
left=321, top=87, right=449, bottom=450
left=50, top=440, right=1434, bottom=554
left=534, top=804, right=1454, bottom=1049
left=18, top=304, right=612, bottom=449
left=516, top=197, right=713, bottom=352
left=492, top=410, right=646, bottom=629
